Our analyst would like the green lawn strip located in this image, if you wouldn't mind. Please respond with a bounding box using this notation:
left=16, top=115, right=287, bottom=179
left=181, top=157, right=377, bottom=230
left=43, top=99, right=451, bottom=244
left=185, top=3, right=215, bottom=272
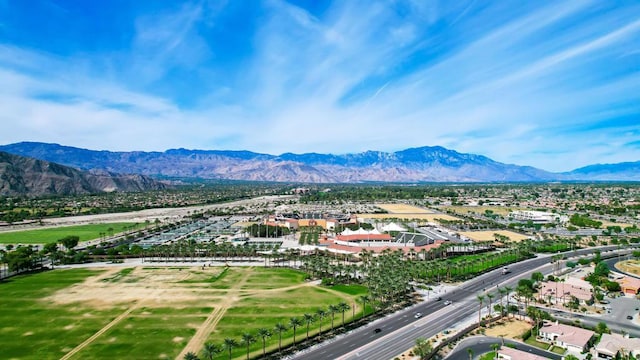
left=0, top=222, right=140, bottom=244
left=208, top=268, right=246, bottom=289
left=479, top=351, right=496, bottom=360
left=525, top=337, right=551, bottom=350
left=70, top=313, right=206, bottom=360
left=0, top=269, right=127, bottom=360
left=240, top=268, right=307, bottom=290
left=549, top=345, right=566, bottom=354
left=329, top=284, right=368, bottom=296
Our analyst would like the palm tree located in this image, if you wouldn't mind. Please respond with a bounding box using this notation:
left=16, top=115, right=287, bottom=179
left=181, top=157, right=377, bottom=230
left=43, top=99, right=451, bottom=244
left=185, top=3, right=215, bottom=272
left=504, top=286, right=513, bottom=318
left=201, top=342, right=221, bottom=360
left=359, top=295, right=371, bottom=318
left=491, top=343, right=500, bottom=358
left=498, top=287, right=507, bottom=317
left=184, top=352, right=200, bottom=360
left=486, top=293, right=495, bottom=323
left=256, top=327, right=271, bottom=358
left=273, top=322, right=288, bottom=353
left=338, top=301, right=351, bottom=327
left=467, top=348, right=474, bottom=360
left=303, top=313, right=315, bottom=341
left=328, top=304, right=338, bottom=331
left=316, top=308, right=327, bottom=334
left=477, top=294, right=485, bottom=326
left=240, top=332, right=255, bottom=360
left=289, top=317, right=302, bottom=346
left=223, top=338, right=238, bottom=360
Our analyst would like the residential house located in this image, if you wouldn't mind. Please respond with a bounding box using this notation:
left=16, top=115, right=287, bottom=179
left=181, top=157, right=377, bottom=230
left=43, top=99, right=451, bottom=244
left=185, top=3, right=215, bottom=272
left=497, top=347, right=550, bottom=360
left=538, top=321, right=595, bottom=353
left=593, top=333, right=640, bottom=359
left=539, top=281, right=592, bottom=305
left=618, top=276, right=640, bottom=296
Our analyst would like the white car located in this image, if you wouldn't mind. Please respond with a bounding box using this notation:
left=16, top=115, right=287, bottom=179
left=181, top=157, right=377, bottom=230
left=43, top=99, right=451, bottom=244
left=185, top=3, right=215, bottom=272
left=444, top=300, right=452, bottom=305
left=414, top=312, right=422, bottom=318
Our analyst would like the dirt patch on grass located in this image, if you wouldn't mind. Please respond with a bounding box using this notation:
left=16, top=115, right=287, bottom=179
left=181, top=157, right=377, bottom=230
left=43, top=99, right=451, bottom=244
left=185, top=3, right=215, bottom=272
left=375, top=204, right=434, bottom=214
left=459, top=230, right=530, bottom=242
left=23, top=331, right=34, bottom=336
left=46, top=266, right=225, bottom=308
left=357, top=213, right=460, bottom=222
left=172, top=337, right=184, bottom=343
left=483, top=319, right=531, bottom=339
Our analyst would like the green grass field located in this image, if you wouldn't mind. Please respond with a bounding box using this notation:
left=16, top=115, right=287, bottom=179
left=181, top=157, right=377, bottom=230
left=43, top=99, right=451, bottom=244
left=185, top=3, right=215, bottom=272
left=0, top=266, right=365, bottom=360
left=0, top=223, right=140, bottom=244
left=0, top=269, right=123, bottom=360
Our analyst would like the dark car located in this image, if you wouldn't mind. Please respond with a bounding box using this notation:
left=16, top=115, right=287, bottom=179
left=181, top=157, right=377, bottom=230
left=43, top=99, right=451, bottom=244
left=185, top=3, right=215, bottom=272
left=627, top=315, right=634, bottom=320
left=374, top=328, right=382, bottom=333
left=436, top=297, right=442, bottom=301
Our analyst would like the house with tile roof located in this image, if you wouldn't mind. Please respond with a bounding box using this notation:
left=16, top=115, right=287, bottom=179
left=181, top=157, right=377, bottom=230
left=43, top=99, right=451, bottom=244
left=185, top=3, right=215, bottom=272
left=538, top=321, right=595, bottom=354
left=592, top=333, right=640, bottom=359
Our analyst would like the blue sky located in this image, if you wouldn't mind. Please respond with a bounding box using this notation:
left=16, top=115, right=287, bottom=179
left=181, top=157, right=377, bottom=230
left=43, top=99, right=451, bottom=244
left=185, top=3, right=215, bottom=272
left=0, top=0, right=639, bottom=172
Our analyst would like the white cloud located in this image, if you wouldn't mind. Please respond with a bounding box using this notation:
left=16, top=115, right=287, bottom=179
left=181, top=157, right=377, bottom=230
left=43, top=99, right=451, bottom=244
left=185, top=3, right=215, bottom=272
left=0, top=1, right=638, bottom=172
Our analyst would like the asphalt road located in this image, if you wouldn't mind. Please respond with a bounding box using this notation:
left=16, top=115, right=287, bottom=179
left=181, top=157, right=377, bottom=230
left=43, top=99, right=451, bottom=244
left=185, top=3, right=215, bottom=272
left=290, top=245, right=634, bottom=360
left=445, top=336, right=561, bottom=360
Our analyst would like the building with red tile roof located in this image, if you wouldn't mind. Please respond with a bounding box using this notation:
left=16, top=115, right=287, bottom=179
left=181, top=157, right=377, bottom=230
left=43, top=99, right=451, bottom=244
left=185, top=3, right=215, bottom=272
left=539, top=321, right=595, bottom=353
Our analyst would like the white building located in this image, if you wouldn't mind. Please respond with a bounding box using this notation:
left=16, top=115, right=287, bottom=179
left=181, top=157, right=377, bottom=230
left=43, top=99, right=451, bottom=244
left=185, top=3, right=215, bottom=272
left=510, top=210, right=566, bottom=223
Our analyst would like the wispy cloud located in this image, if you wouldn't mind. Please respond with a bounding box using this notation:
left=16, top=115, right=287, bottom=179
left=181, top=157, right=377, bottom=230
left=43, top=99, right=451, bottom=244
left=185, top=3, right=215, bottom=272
left=0, top=0, right=638, bottom=171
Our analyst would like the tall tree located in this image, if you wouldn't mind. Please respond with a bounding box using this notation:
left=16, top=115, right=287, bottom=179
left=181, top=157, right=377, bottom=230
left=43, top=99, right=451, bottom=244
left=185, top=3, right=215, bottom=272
left=201, top=342, right=221, bottom=360
left=316, top=308, right=327, bottom=334
left=359, top=295, right=371, bottom=318
left=328, top=304, right=338, bottom=331
left=223, top=338, right=238, bottom=360
left=58, top=235, right=79, bottom=250
left=413, top=337, right=433, bottom=359
left=184, top=352, right=200, bottom=360
left=273, top=323, right=288, bottom=353
left=240, top=332, right=255, bottom=360
left=303, top=313, right=315, bottom=341
left=289, top=317, right=302, bottom=346
left=256, top=327, right=271, bottom=358
left=477, top=294, right=485, bottom=326
left=338, top=301, right=351, bottom=327
left=486, top=293, right=495, bottom=323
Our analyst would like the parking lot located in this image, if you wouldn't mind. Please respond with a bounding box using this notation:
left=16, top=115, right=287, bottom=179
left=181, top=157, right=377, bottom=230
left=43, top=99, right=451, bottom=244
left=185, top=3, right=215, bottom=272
left=601, top=294, right=640, bottom=323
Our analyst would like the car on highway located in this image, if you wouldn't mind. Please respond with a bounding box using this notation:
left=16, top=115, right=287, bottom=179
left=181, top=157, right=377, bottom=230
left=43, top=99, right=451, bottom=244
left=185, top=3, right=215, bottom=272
left=444, top=300, right=452, bottom=305
left=436, top=297, right=442, bottom=301
left=414, top=312, right=422, bottom=319
left=373, top=328, right=382, bottom=333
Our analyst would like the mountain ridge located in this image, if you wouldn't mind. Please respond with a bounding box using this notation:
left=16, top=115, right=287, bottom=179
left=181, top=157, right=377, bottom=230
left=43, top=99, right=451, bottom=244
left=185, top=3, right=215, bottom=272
left=0, top=151, right=168, bottom=196
left=0, top=142, right=637, bottom=183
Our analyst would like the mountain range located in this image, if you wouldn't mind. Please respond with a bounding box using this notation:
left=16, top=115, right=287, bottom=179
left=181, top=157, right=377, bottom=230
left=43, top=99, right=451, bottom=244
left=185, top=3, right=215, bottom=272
left=0, top=142, right=637, bottom=184
left=0, top=151, right=167, bottom=196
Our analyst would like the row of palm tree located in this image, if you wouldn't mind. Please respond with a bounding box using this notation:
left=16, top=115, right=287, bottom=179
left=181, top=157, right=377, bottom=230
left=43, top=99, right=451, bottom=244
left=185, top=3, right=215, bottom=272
left=477, top=285, right=515, bottom=326
left=185, top=301, right=355, bottom=360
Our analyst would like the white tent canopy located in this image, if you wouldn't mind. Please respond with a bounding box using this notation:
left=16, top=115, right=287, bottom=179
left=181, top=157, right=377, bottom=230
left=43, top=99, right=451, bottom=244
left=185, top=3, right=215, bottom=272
left=341, top=228, right=381, bottom=236
left=381, top=222, right=407, bottom=232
